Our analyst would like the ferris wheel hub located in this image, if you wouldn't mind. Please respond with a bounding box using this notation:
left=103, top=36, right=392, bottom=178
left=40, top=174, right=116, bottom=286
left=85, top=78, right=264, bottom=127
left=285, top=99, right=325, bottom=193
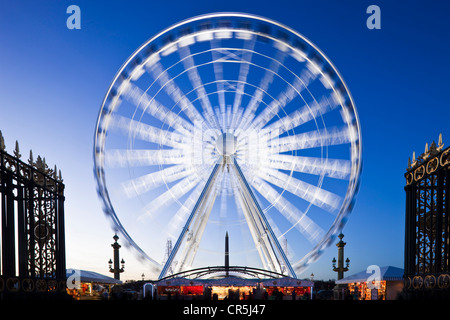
left=216, top=133, right=237, bottom=156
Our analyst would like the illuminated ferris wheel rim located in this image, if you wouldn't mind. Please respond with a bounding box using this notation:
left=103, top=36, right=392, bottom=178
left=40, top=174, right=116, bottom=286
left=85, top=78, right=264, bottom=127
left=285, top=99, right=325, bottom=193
left=97, top=12, right=360, bottom=124
left=94, top=12, right=362, bottom=277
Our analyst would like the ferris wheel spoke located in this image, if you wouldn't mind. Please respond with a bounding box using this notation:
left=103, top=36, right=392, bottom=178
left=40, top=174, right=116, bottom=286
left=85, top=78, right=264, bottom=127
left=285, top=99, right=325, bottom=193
left=104, top=149, right=187, bottom=168
left=270, top=126, right=355, bottom=153
left=243, top=62, right=322, bottom=133
left=230, top=38, right=256, bottom=131
left=214, top=105, right=225, bottom=132
left=219, top=171, right=229, bottom=220
left=243, top=73, right=310, bottom=132
left=248, top=85, right=298, bottom=132
left=211, top=42, right=226, bottom=122
left=179, top=46, right=220, bottom=129
left=256, top=167, right=342, bottom=213
left=226, top=104, right=232, bottom=132
left=212, top=48, right=251, bottom=132
left=145, top=61, right=208, bottom=128
left=179, top=79, right=270, bottom=138
left=163, top=182, right=205, bottom=240
left=264, top=154, right=351, bottom=180
left=241, top=69, right=317, bottom=134
left=265, top=95, right=338, bottom=134
left=138, top=174, right=203, bottom=222
left=254, top=90, right=334, bottom=135
left=237, top=50, right=287, bottom=131
left=109, top=114, right=188, bottom=148
left=120, top=164, right=194, bottom=199
left=121, top=80, right=194, bottom=135
left=252, top=177, right=325, bottom=244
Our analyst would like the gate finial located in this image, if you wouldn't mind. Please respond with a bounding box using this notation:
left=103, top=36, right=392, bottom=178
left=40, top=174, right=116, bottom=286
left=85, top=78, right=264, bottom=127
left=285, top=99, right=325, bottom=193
left=14, top=140, right=21, bottom=159
left=0, top=130, right=5, bottom=151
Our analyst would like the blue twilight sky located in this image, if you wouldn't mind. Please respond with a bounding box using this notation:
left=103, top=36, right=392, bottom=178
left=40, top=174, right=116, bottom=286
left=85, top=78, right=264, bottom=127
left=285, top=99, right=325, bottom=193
left=1, top=0, right=449, bottom=281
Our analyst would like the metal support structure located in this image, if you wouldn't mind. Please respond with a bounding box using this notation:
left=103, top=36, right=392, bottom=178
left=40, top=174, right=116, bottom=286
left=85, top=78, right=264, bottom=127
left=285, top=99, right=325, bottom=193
left=1, top=174, right=15, bottom=277
left=158, top=153, right=297, bottom=279
left=159, top=162, right=221, bottom=279
left=159, top=265, right=288, bottom=281
left=231, top=156, right=296, bottom=278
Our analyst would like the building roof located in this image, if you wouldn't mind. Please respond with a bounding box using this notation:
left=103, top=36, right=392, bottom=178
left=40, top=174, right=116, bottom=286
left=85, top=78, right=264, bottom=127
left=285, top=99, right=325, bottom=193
left=156, top=276, right=313, bottom=287
left=158, top=277, right=205, bottom=286
left=260, top=277, right=313, bottom=287
left=67, top=268, right=122, bottom=284
left=335, top=266, right=404, bottom=284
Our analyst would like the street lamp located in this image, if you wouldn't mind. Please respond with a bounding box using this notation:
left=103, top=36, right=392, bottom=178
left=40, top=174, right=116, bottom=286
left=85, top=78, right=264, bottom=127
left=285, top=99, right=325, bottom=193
left=331, top=233, right=350, bottom=301
left=108, top=234, right=125, bottom=280
left=332, top=233, right=350, bottom=280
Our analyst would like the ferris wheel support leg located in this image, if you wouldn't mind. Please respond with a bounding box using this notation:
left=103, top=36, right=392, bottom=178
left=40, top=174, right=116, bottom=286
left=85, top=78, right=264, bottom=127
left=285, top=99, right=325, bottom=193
left=232, top=157, right=297, bottom=279
left=176, top=169, right=222, bottom=272
left=230, top=170, right=271, bottom=272
left=234, top=185, right=276, bottom=273
left=233, top=166, right=282, bottom=274
left=158, top=161, right=222, bottom=280
left=181, top=192, right=219, bottom=271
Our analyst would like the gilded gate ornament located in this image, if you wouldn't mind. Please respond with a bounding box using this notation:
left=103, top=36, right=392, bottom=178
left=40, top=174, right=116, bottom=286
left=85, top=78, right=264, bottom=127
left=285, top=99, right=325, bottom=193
left=404, top=134, right=450, bottom=298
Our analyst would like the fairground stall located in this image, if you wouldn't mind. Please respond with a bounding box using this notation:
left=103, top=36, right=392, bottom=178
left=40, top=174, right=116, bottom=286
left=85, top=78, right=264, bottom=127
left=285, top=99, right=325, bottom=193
left=66, top=269, right=122, bottom=300
left=335, top=266, right=404, bottom=300
left=155, top=275, right=313, bottom=300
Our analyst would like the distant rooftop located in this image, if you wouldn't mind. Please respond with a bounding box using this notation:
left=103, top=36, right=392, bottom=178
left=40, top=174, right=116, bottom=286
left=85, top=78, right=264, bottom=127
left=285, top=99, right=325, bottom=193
left=335, top=266, right=404, bottom=284
left=67, top=268, right=122, bottom=284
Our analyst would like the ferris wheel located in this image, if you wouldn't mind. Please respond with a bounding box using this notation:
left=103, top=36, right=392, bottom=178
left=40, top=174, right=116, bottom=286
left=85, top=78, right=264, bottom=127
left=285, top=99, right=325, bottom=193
left=94, top=13, right=362, bottom=279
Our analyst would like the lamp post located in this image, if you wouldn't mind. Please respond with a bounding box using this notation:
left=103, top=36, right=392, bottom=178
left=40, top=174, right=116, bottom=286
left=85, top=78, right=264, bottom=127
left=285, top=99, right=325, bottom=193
left=109, top=234, right=125, bottom=280
left=332, top=233, right=350, bottom=280
left=332, top=233, right=350, bottom=300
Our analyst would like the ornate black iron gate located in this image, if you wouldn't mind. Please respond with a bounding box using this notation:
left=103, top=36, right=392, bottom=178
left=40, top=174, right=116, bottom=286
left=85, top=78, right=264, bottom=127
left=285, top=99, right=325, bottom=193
left=0, top=133, right=66, bottom=298
left=404, top=135, right=450, bottom=298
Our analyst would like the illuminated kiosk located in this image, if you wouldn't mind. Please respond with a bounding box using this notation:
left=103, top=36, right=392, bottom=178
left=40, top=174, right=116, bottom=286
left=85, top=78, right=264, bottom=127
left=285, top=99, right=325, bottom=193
left=94, top=13, right=362, bottom=285
left=66, top=269, right=122, bottom=300
left=335, top=266, right=404, bottom=300
left=154, top=233, right=313, bottom=300
left=156, top=267, right=313, bottom=300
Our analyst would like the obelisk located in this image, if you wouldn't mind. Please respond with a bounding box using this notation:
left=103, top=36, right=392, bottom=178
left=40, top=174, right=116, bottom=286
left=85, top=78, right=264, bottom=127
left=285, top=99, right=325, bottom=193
left=225, top=232, right=229, bottom=277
